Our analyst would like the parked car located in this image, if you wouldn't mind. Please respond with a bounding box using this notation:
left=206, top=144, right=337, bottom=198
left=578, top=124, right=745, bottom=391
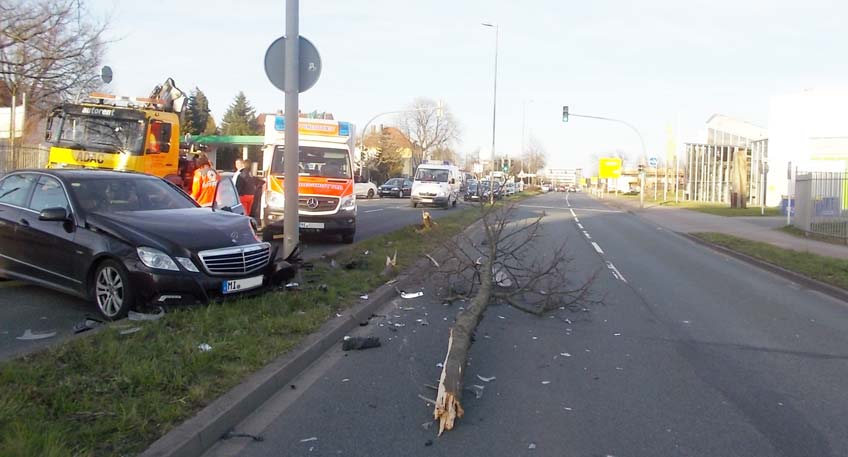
left=479, top=180, right=503, bottom=200
left=540, top=183, right=551, bottom=193
left=464, top=181, right=482, bottom=202
left=354, top=178, right=379, bottom=199
left=378, top=177, right=412, bottom=198
left=504, top=181, right=516, bottom=196
left=0, top=170, right=293, bottom=320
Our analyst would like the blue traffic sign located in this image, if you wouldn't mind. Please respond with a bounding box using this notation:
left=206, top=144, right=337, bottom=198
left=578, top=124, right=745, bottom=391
left=648, top=157, right=658, bottom=167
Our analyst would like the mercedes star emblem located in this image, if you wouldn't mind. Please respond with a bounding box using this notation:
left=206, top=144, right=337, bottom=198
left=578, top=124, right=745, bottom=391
left=306, top=198, right=319, bottom=209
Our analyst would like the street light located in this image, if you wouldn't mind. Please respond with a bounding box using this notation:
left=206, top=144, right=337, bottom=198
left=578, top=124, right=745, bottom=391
left=481, top=22, right=498, bottom=204
left=521, top=99, right=533, bottom=182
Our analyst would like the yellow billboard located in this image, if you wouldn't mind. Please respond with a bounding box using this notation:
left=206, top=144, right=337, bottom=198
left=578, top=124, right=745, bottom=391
left=599, top=158, right=622, bottom=179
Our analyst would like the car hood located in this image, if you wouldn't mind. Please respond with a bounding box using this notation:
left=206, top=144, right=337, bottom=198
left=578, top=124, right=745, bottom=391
left=86, top=208, right=259, bottom=255
left=380, top=183, right=400, bottom=189
left=412, top=182, right=447, bottom=194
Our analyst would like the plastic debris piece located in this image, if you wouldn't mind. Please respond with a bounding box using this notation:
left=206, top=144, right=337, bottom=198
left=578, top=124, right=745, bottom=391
left=436, top=362, right=444, bottom=368
left=541, top=381, right=551, bottom=385
left=425, top=254, right=440, bottom=268
left=341, top=336, right=381, bottom=351
left=532, top=336, right=538, bottom=340
left=360, top=294, right=369, bottom=300
left=329, top=259, right=337, bottom=269
left=16, top=329, right=57, bottom=341
left=285, top=282, right=299, bottom=290
left=613, top=333, right=621, bottom=336
left=300, top=437, right=318, bottom=443
left=73, top=318, right=102, bottom=334
left=493, top=267, right=513, bottom=287
left=128, top=307, right=165, bottom=321
left=363, top=250, right=370, bottom=255
left=476, top=375, right=496, bottom=383
left=497, top=315, right=506, bottom=320
left=198, top=343, right=212, bottom=352
left=385, top=279, right=398, bottom=285
left=401, top=291, right=424, bottom=299
left=416, top=318, right=429, bottom=326
left=119, top=327, right=142, bottom=335
left=682, top=320, right=691, bottom=324
left=467, top=384, right=485, bottom=399
left=342, top=378, right=350, bottom=382
left=421, top=421, right=434, bottom=430
left=529, top=443, right=537, bottom=449
left=564, top=407, right=573, bottom=411
left=560, top=352, right=572, bottom=357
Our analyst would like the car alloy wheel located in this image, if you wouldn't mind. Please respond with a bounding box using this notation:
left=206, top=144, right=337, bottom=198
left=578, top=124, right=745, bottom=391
left=367, top=189, right=375, bottom=199
left=398, top=190, right=403, bottom=198
left=93, top=260, right=133, bottom=320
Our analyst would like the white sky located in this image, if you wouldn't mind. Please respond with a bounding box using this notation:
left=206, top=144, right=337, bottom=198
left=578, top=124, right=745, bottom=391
left=89, top=0, right=848, bottom=172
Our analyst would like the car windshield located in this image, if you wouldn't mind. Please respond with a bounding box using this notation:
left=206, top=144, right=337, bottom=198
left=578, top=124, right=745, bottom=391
left=271, top=146, right=351, bottom=179
left=68, top=177, right=197, bottom=213
left=415, top=168, right=448, bottom=182
left=384, top=178, right=402, bottom=186
left=50, top=113, right=146, bottom=154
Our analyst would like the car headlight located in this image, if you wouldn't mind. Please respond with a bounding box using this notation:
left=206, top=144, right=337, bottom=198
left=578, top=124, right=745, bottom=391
left=175, top=257, right=199, bottom=272
left=340, top=195, right=356, bottom=211
left=137, top=247, right=179, bottom=271
left=266, top=192, right=285, bottom=209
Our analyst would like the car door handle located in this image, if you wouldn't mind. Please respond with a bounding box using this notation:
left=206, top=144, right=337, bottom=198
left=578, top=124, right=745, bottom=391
left=19, top=218, right=29, bottom=227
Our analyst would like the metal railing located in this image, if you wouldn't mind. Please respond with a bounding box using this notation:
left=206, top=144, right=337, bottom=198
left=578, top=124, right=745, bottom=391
left=0, top=144, right=49, bottom=174
left=794, top=171, right=848, bottom=241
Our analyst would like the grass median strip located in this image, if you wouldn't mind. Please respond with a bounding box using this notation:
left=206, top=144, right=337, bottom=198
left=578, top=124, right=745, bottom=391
left=0, top=192, right=538, bottom=457
left=692, top=232, right=848, bottom=290
left=611, top=194, right=780, bottom=216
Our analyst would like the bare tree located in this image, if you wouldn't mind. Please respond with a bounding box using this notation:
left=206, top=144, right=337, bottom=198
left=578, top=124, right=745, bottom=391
left=431, top=201, right=601, bottom=434
left=0, top=0, right=108, bottom=139
left=398, top=97, right=459, bottom=170
left=522, top=135, right=547, bottom=176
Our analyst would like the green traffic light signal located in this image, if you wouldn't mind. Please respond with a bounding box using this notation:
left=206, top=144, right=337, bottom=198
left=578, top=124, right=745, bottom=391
left=562, top=105, right=569, bottom=122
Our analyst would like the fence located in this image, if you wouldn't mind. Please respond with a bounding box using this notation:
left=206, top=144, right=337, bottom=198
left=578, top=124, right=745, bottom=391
left=794, top=172, right=848, bottom=241
left=0, top=144, right=49, bottom=174
left=684, top=143, right=767, bottom=205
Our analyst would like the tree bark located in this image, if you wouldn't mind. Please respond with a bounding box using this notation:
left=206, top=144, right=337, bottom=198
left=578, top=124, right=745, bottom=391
left=433, top=252, right=493, bottom=434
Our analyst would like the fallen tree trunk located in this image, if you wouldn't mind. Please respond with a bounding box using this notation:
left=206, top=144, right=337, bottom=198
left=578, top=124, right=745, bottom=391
left=433, top=254, right=493, bottom=435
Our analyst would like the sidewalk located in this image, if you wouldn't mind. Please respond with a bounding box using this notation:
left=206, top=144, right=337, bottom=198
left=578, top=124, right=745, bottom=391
left=597, top=195, right=848, bottom=260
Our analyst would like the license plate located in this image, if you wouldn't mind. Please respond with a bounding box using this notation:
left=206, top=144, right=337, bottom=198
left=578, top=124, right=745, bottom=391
left=222, top=275, right=263, bottom=294
left=299, top=222, right=324, bottom=229
left=421, top=198, right=432, bottom=203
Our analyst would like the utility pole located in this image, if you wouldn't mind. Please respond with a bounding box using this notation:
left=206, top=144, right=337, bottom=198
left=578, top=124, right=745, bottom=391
left=283, top=0, right=300, bottom=258
left=482, top=22, right=498, bottom=204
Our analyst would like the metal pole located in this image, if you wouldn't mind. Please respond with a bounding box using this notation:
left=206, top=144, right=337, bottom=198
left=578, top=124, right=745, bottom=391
left=9, top=93, right=15, bottom=156
left=654, top=161, right=658, bottom=201
left=283, top=0, right=300, bottom=258
left=483, top=23, right=498, bottom=204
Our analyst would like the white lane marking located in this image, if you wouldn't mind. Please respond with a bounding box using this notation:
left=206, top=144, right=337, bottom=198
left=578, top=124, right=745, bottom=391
left=591, top=242, right=604, bottom=254
left=569, top=208, right=576, bottom=217
left=566, top=194, right=571, bottom=207
left=606, top=261, right=628, bottom=283
left=577, top=223, right=584, bottom=229
left=574, top=217, right=580, bottom=223
left=364, top=208, right=385, bottom=213
left=518, top=205, right=621, bottom=213
left=583, top=231, right=592, bottom=239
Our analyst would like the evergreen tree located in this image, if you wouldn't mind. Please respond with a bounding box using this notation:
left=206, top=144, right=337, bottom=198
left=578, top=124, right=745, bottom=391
left=181, top=87, right=215, bottom=136
left=221, top=91, right=260, bottom=135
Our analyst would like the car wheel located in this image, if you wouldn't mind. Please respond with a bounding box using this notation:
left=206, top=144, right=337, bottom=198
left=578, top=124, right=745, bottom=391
left=341, top=232, right=355, bottom=244
left=367, top=189, right=375, bottom=199
left=398, top=190, right=403, bottom=198
left=92, top=259, right=133, bottom=320
left=452, top=196, right=458, bottom=207
left=411, top=201, right=418, bottom=208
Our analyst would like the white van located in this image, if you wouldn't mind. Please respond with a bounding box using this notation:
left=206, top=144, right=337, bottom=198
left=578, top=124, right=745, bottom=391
left=411, top=161, right=461, bottom=209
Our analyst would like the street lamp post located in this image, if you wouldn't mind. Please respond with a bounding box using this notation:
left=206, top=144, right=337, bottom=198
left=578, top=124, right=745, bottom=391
left=482, top=22, right=498, bottom=204
left=521, top=99, right=533, bottom=182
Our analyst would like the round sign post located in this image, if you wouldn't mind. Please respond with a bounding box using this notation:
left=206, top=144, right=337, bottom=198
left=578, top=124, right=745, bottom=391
left=264, top=36, right=322, bottom=93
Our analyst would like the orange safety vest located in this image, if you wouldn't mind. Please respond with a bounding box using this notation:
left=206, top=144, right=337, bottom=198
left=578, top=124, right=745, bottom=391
left=191, top=167, right=219, bottom=207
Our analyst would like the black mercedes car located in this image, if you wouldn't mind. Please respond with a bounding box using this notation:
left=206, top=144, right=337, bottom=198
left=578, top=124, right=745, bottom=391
left=0, top=170, right=292, bottom=320
left=378, top=177, right=412, bottom=198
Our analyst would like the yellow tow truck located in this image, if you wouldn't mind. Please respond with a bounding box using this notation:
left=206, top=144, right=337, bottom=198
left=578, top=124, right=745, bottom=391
left=43, top=78, right=196, bottom=189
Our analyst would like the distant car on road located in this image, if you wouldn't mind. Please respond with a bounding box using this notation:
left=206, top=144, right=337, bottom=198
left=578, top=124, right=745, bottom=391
left=504, top=181, right=516, bottom=196
left=464, top=180, right=482, bottom=202
left=378, top=177, right=412, bottom=198
left=541, top=183, right=551, bottom=193
left=354, top=180, right=379, bottom=199
left=0, top=170, right=292, bottom=320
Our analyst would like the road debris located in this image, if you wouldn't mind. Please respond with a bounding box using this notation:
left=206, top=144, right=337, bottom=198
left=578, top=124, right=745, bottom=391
left=284, top=282, right=300, bottom=290
left=541, top=381, right=551, bottom=385
left=363, top=250, right=370, bottom=255
left=529, top=443, right=537, bottom=449
left=360, top=294, right=369, bottom=300
left=466, top=384, right=485, bottom=399
left=342, top=378, right=350, bottom=382
left=382, top=250, right=398, bottom=276
left=418, top=394, right=437, bottom=406
left=128, top=307, right=165, bottom=321
left=341, top=336, right=381, bottom=351
left=222, top=431, right=264, bottom=442
left=300, top=437, right=318, bottom=443
left=329, top=259, right=337, bottom=269
left=497, top=315, right=506, bottom=320
left=16, top=329, right=57, bottom=341
left=476, top=375, right=496, bottom=383
left=416, top=318, right=429, bottom=326
left=425, top=439, right=433, bottom=447
left=401, top=291, right=424, bottom=299
left=425, top=254, right=440, bottom=268
left=72, top=318, right=102, bottom=334
left=560, top=352, right=572, bottom=357
left=613, top=333, right=621, bottom=336
left=119, top=327, right=142, bottom=335
left=318, top=284, right=329, bottom=292
left=493, top=267, right=513, bottom=287
left=436, top=362, right=444, bottom=368
left=198, top=343, right=213, bottom=352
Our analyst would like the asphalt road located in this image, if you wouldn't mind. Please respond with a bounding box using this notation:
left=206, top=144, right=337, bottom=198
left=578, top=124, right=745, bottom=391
left=203, top=191, right=848, bottom=457
left=0, top=196, right=466, bottom=361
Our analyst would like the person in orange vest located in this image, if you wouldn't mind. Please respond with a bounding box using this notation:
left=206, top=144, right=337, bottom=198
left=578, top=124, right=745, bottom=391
left=191, top=156, right=219, bottom=207
left=235, top=159, right=257, bottom=217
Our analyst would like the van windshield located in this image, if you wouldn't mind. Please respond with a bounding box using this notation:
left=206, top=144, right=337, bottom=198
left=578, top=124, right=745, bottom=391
left=271, top=146, right=352, bottom=179
left=415, top=168, right=449, bottom=183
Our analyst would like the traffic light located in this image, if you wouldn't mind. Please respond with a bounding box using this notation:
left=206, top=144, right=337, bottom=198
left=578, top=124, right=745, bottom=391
left=638, top=164, right=645, bottom=173
left=562, top=105, right=569, bottom=122
left=502, top=164, right=508, bottom=173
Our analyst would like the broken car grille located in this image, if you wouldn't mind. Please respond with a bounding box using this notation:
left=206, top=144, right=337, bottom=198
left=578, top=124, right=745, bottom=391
left=198, top=243, right=271, bottom=276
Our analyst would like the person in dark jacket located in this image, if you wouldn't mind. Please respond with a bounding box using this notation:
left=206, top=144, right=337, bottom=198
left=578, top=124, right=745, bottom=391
left=235, top=160, right=257, bottom=216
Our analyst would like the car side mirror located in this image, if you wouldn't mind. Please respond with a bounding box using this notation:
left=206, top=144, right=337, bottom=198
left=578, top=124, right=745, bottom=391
left=39, top=207, right=70, bottom=222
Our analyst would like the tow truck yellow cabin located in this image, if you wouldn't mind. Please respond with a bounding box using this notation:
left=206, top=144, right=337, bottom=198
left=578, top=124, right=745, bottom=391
left=43, top=78, right=190, bottom=186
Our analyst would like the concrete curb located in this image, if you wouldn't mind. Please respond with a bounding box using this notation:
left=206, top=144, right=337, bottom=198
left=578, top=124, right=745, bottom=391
left=680, top=232, right=848, bottom=304
left=139, top=256, right=436, bottom=457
